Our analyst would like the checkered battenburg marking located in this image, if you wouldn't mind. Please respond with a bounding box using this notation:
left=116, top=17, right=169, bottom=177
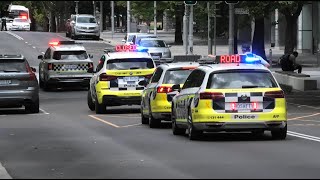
left=214, top=92, right=275, bottom=113
left=52, top=64, right=89, bottom=71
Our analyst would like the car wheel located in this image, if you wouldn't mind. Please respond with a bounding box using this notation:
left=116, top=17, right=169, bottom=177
left=43, top=81, right=51, bottom=91
left=39, top=68, right=44, bottom=89
left=25, top=98, right=39, bottom=114
left=271, top=125, right=287, bottom=140
left=95, top=97, right=107, bottom=114
left=141, top=107, right=149, bottom=124
left=148, top=104, right=160, bottom=128
left=87, top=90, right=95, bottom=111
left=187, top=109, right=202, bottom=140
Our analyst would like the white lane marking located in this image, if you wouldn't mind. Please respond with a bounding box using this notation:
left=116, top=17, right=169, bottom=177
left=32, top=46, right=36, bottom=49
left=25, top=42, right=28, bottom=43
left=94, top=115, right=140, bottom=119
left=0, top=162, right=12, bottom=179
left=120, top=123, right=142, bottom=128
left=41, top=52, right=45, bottom=54
left=287, top=102, right=320, bottom=110
left=288, top=113, right=320, bottom=121
left=288, top=131, right=320, bottom=143
left=39, top=108, right=50, bottom=115
left=57, top=34, right=71, bottom=41
left=5, top=31, right=23, bottom=40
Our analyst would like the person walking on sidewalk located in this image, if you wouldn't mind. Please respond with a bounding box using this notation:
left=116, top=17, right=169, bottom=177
left=1, top=10, right=7, bottom=31
left=280, top=51, right=302, bottom=73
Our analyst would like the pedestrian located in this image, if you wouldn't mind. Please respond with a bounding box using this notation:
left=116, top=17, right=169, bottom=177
left=280, top=51, right=302, bottom=73
left=1, top=16, right=7, bottom=31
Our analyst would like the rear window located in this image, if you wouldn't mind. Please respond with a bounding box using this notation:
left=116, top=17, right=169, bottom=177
left=0, top=60, right=27, bottom=72
left=107, top=58, right=154, bottom=70
left=53, top=51, right=88, bottom=60
left=139, top=40, right=166, bottom=47
left=77, top=17, right=96, bottom=23
left=207, top=70, right=278, bottom=89
left=163, top=69, right=193, bottom=84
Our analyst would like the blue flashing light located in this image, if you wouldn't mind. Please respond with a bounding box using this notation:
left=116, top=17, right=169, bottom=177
left=136, top=46, right=148, bottom=52
left=245, top=53, right=261, bottom=63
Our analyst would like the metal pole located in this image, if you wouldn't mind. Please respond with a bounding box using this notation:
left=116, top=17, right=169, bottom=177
left=208, top=2, right=212, bottom=55
left=127, top=1, right=131, bottom=33
left=154, top=1, right=157, bottom=35
left=188, top=5, right=194, bottom=55
left=75, top=1, right=79, bottom=14
left=183, top=5, right=189, bottom=55
left=228, top=3, right=235, bottom=55
left=111, top=1, right=114, bottom=39
left=213, top=2, right=217, bottom=55
left=93, top=1, right=96, bottom=17
left=100, top=1, right=103, bottom=32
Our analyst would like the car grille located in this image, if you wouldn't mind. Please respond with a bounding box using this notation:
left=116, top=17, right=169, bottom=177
left=88, top=27, right=95, bottom=30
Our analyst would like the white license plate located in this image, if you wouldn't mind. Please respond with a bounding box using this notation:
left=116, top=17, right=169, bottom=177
left=152, top=56, right=160, bottom=59
left=64, top=65, right=78, bottom=69
left=236, top=103, right=252, bottom=110
left=0, top=80, right=11, bottom=85
left=124, top=76, right=139, bottom=82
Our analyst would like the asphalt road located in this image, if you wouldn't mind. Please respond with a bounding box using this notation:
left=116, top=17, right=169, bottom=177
left=1, top=31, right=320, bottom=178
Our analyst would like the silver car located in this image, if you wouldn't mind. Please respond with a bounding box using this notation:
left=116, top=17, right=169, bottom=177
left=137, top=38, right=172, bottom=61
left=38, top=41, right=94, bottom=91
left=0, top=54, right=39, bottom=113
left=70, top=14, right=100, bottom=40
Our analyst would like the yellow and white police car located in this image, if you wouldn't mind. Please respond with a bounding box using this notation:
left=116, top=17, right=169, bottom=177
left=171, top=53, right=287, bottom=140
left=87, top=44, right=156, bottom=114
left=139, top=62, right=199, bottom=128
left=38, top=40, right=94, bottom=91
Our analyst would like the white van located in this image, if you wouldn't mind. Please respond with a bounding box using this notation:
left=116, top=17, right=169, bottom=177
left=8, top=4, right=31, bottom=25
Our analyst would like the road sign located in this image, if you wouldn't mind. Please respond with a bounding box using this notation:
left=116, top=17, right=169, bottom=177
left=184, top=1, right=197, bottom=5
left=235, top=8, right=249, bottom=15
left=225, top=1, right=239, bottom=4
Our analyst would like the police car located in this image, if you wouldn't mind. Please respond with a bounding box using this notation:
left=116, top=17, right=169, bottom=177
left=87, top=44, right=156, bottom=114
left=139, top=62, right=199, bottom=128
left=171, top=53, right=287, bottom=140
left=38, top=41, right=94, bottom=91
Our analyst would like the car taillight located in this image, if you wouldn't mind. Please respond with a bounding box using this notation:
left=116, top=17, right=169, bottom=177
left=99, top=73, right=117, bottom=81
left=199, top=92, right=224, bottom=100
left=157, top=86, right=173, bottom=93
left=265, top=90, right=284, bottom=98
left=144, top=74, right=153, bottom=79
left=24, top=65, right=36, bottom=81
left=48, top=63, right=54, bottom=70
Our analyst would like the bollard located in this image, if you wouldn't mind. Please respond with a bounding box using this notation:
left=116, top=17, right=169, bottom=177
left=269, top=48, right=272, bottom=68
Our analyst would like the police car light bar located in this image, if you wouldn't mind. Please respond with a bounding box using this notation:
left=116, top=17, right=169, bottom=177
left=206, top=53, right=262, bottom=65
left=115, top=45, right=148, bottom=52
left=49, top=41, right=79, bottom=46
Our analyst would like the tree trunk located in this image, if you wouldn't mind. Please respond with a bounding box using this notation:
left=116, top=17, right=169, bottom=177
left=252, top=17, right=267, bottom=60
left=174, top=5, right=183, bottom=44
left=284, top=15, right=298, bottom=54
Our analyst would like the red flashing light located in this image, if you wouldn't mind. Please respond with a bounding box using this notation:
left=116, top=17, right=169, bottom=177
left=220, top=55, right=241, bottom=64
left=231, top=102, right=236, bottom=111
left=157, top=86, right=172, bottom=93
left=49, top=41, right=59, bottom=46
left=115, top=45, right=137, bottom=52
left=252, top=102, right=257, bottom=110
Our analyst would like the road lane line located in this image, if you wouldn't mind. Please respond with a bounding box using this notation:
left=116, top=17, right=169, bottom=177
left=288, top=131, right=320, bottom=142
left=39, top=108, right=49, bottom=115
left=0, top=162, right=12, bottom=179
left=93, top=114, right=140, bottom=119
left=120, top=123, right=142, bottom=128
left=287, top=102, right=320, bottom=110
left=288, top=112, right=320, bottom=121
left=32, top=46, right=36, bottom=49
left=89, top=115, right=120, bottom=128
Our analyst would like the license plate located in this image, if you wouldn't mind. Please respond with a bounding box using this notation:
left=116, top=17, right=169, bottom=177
left=152, top=56, right=160, bottom=59
left=0, top=80, right=11, bottom=85
left=64, top=65, right=78, bottom=69
left=236, top=103, right=252, bottom=110
left=124, top=76, right=138, bottom=82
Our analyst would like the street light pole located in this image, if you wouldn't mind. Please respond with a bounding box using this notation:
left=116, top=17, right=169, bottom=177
left=111, top=1, right=114, bottom=39
left=75, top=1, right=79, bottom=14
left=93, top=1, right=96, bottom=17
left=213, top=2, right=217, bottom=55
left=228, top=3, right=235, bottom=55
left=154, top=1, right=157, bottom=36
left=188, top=5, right=194, bottom=55
left=127, top=1, right=130, bottom=33
left=208, top=2, right=212, bottom=55
left=100, top=1, right=103, bottom=32
left=183, top=5, right=189, bottom=55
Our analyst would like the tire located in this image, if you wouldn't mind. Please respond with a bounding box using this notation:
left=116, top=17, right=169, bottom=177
left=148, top=105, right=161, bottom=128
left=172, top=107, right=185, bottom=135
left=43, top=81, right=51, bottom=91
left=25, top=98, right=39, bottom=114
left=141, top=107, right=149, bottom=124
left=271, top=125, right=287, bottom=140
left=66, top=32, right=69, bottom=37
left=87, top=90, right=95, bottom=111
left=187, top=109, right=202, bottom=140
left=95, top=97, right=107, bottom=114
left=39, top=68, right=44, bottom=89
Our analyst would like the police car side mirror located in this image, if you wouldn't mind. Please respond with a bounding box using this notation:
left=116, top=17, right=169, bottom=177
left=172, top=84, right=181, bottom=92
left=38, top=55, right=43, bottom=59
left=138, top=80, right=148, bottom=87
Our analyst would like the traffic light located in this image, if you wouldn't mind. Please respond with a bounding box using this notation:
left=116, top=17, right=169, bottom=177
left=184, top=1, right=197, bottom=5
left=225, top=1, right=239, bottom=4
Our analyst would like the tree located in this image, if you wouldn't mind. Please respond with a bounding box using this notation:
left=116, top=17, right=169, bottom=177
left=276, top=1, right=304, bottom=54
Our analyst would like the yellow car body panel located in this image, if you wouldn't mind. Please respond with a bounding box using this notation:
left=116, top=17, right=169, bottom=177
left=150, top=84, right=174, bottom=113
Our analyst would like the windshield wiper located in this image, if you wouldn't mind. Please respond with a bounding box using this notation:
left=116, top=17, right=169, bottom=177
left=242, top=85, right=265, bottom=88
left=3, top=70, right=21, bottom=73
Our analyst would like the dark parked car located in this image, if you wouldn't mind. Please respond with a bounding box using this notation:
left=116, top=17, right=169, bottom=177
left=0, top=54, right=39, bottom=113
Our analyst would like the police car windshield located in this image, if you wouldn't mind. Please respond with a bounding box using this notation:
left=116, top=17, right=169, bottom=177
left=53, top=51, right=88, bottom=60
left=0, top=60, right=27, bottom=72
left=139, top=40, right=166, bottom=47
left=207, top=70, right=278, bottom=89
left=77, top=17, right=96, bottom=23
left=163, top=69, right=193, bottom=84
left=107, top=58, right=154, bottom=70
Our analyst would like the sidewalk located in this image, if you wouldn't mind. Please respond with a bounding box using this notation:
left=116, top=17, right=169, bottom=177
left=100, top=31, right=320, bottom=90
